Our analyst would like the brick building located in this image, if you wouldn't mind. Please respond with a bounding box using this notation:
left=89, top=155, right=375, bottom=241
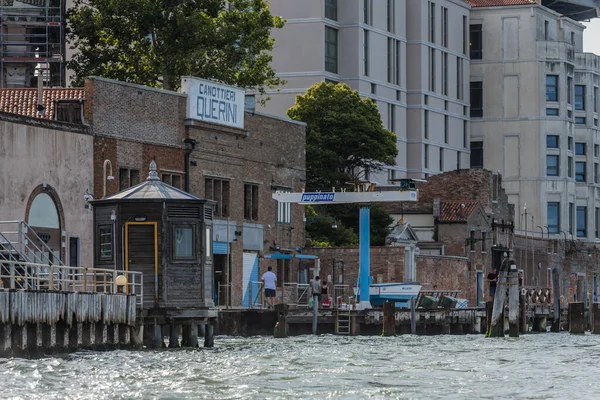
left=0, top=77, right=307, bottom=307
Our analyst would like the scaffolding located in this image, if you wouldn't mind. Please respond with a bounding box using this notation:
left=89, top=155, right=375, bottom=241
left=0, top=0, right=64, bottom=88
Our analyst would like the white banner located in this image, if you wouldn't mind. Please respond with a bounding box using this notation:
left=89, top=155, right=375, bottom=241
left=181, top=76, right=245, bottom=129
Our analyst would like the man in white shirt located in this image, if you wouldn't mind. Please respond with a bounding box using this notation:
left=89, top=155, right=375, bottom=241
left=261, top=266, right=277, bottom=308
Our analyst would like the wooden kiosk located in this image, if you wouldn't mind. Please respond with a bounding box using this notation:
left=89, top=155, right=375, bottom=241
left=91, top=160, right=216, bottom=348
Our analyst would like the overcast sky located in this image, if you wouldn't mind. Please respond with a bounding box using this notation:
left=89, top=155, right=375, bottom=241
left=583, top=20, right=600, bottom=54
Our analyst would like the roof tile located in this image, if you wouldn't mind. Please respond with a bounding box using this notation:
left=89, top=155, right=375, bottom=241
left=468, top=0, right=536, bottom=7
left=0, top=88, right=85, bottom=120
left=439, top=201, right=480, bottom=222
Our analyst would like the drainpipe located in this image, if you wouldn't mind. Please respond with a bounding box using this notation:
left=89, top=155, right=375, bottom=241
left=183, top=138, right=197, bottom=192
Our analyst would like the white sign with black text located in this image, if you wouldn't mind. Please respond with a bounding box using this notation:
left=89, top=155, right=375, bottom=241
left=181, top=76, right=245, bottom=129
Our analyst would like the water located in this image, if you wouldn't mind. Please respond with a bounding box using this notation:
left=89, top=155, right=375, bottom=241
left=1, top=333, right=599, bottom=399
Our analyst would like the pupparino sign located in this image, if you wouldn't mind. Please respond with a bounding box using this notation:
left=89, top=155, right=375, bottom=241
left=181, top=77, right=245, bottom=129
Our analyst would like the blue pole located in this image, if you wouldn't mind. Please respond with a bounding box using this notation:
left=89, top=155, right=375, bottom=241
left=359, top=205, right=371, bottom=307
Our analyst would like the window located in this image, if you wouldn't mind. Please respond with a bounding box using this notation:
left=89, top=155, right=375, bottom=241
left=546, top=108, right=559, bottom=116
left=363, top=29, right=369, bottom=76
left=546, top=135, right=559, bottom=148
left=568, top=110, right=573, bottom=119
left=387, top=0, right=395, bottom=33
left=596, top=207, right=599, bottom=238
left=471, top=141, right=484, bottom=168
left=470, top=24, right=483, bottom=60
left=568, top=77, right=573, bottom=104
left=569, top=202, right=574, bottom=235
left=571, top=31, right=575, bottom=45
left=575, top=85, right=585, bottom=110
left=546, top=155, right=559, bottom=176
left=457, top=151, right=461, bottom=170
left=204, top=177, right=230, bottom=218
left=469, top=231, right=475, bottom=251
left=363, top=0, right=372, bottom=25
left=424, top=144, right=429, bottom=169
left=119, top=168, right=141, bottom=191
left=595, top=87, right=599, bottom=113
left=596, top=119, right=599, bottom=127
left=595, top=163, right=599, bottom=184
left=244, top=183, right=259, bottom=221
left=277, top=191, right=291, bottom=224
left=325, top=27, right=338, bottom=74
left=388, top=104, right=395, bottom=132
left=429, top=48, right=436, bottom=92
left=470, top=81, right=483, bottom=118
left=463, top=120, right=467, bottom=147
left=174, top=226, right=194, bottom=259
left=388, top=38, right=400, bottom=84
left=577, top=206, right=587, bottom=237
left=547, top=202, right=560, bottom=234
left=457, top=57, right=463, bottom=100
left=424, top=110, right=429, bottom=139
left=161, top=173, right=183, bottom=189
left=595, top=144, right=599, bottom=157
left=481, top=232, right=486, bottom=253
left=576, top=117, right=586, bottom=125
left=568, top=156, right=573, bottom=178
left=442, top=52, right=448, bottom=96
left=439, top=148, right=444, bottom=171
left=576, top=143, right=586, bottom=155
left=395, top=40, right=401, bottom=85
left=568, top=137, right=573, bottom=151
left=325, top=0, right=337, bottom=21
left=444, top=115, right=449, bottom=143
left=441, top=7, right=448, bottom=48
left=546, top=75, right=558, bottom=102
left=428, top=1, right=435, bottom=43
left=371, top=83, right=376, bottom=94
left=99, top=225, right=113, bottom=260
left=576, top=161, right=586, bottom=182
left=463, top=16, right=468, bottom=54
left=544, top=20, right=549, bottom=40
left=55, top=100, right=83, bottom=124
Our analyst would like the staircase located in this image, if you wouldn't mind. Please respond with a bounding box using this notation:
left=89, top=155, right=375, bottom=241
left=335, top=308, right=351, bottom=335
left=0, top=220, right=65, bottom=290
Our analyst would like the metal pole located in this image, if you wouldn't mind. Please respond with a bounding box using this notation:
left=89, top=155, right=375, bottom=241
left=410, top=296, right=416, bottom=334
left=312, top=293, right=318, bottom=334
left=358, top=205, right=371, bottom=310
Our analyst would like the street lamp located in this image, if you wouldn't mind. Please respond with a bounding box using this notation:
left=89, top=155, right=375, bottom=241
left=103, top=159, right=115, bottom=198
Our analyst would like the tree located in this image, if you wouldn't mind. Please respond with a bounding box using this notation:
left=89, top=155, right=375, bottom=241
left=287, top=82, right=398, bottom=191
left=66, top=0, right=285, bottom=93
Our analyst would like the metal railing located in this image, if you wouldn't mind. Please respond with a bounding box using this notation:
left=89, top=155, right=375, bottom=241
left=217, top=282, right=232, bottom=308
left=245, top=281, right=353, bottom=310
left=0, top=260, right=143, bottom=308
left=0, top=220, right=65, bottom=266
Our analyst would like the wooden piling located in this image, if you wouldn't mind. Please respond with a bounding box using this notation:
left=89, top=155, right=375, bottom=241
left=410, top=297, right=416, bottom=334
left=489, top=261, right=509, bottom=337
left=169, top=322, right=180, bottom=348
left=508, top=266, right=519, bottom=337
left=312, top=297, right=318, bottom=335
left=520, top=293, right=527, bottom=334
left=569, top=302, right=585, bottom=334
left=551, top=268, right=561, bottom=332
left=182, top=324, right=199, bottom=347
left=592, top=303, right=600, bottom=334
left=273, top=304, right=288, bottom=338
left=382, top=302, right=396, bottom=336
left=204, top=320, right=214, bottom=348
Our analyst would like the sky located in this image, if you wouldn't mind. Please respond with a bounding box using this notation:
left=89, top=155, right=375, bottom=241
left=583, top=20, right=600, bottom=54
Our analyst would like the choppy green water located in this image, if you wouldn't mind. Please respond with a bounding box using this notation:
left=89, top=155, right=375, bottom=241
left=1, top=333, right=599, bottom=399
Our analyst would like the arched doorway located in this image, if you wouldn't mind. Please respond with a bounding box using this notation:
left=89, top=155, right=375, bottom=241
left=25, top=189, right=64, bottom=264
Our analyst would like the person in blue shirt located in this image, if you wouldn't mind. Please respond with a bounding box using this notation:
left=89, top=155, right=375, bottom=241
left=261, top=266, right=277, bottom=308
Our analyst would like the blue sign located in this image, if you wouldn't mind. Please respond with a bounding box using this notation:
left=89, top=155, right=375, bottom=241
left=301, top=193, right=335, bottom=202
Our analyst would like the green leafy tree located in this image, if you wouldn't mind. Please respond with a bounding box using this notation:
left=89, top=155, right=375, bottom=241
left=304, top=207, right=358, bottom=247
left=287, top=82, right=398, bottom=191
left=66, top=0, right=285, bottom=93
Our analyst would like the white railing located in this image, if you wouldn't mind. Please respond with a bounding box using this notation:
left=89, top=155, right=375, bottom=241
left=245, top=281, right=353, bottom=310
left=0, top=220, right=66, bottom=266
left=0, top=260, right=143, bottom=308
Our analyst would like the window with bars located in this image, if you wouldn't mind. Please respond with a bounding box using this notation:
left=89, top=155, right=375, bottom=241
left=244, top=183, right=259, bottom=221
left=119, top=168, right=140, bottom=191
left=162, top=173, right=183, bottom=189
left=99, top=225, right=113, bottom=261
left=204, top=177, right=230, bottom=218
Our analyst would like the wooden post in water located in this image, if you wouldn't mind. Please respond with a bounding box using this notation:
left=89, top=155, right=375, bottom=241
left=508, top=264, right=519, bottom=337
left=569, top=302, right=585, bottom=334
left=488, top=259, right=510, bottom=337
left=485, top=301, right=493, bottom=334
left=383, top=301, right=396, bottom=336
left=204, top=320, right=214, bottom=348
left=169, top=322, right=179, bottom=348
left=520, top=291, right=527, bottom=334
left=312, top=296, right=318, bottom=335
left=551, top=268, right=561, bottom=332
left=592, top=303, right=600, bottom=334
left=410, top=297, right=416, bottom=334
left=273, top=304, right=288, bottom=338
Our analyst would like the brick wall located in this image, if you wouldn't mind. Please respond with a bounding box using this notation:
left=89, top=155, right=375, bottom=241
left=85, top=77, right=187, bottom=146
left=416, top=255, right=473, bottom=302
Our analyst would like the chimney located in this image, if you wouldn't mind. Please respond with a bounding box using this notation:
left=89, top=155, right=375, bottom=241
left=433, top=198, right=441, bottom=218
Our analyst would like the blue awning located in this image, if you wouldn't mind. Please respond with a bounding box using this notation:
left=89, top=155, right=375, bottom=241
left=295, top=254, right=318, bottom=259
left=213, top=241, right=229, bottom=255
left=263, top=252, right=293, bottom=260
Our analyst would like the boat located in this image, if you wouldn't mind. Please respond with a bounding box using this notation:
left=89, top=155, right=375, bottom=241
left=353, top=282, right=422, bottom=308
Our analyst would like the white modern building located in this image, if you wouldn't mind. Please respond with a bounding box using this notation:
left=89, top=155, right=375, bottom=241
left=468, top=0, right=600, bottom=240
left=263, top=0, right=471, bottom=183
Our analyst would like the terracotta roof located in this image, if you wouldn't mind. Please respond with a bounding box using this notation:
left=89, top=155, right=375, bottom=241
left=468, top=0, right=536, bottom=7
left=0, top=88, right=85, bottom=120
left=439, top=201, right=480, bottom=222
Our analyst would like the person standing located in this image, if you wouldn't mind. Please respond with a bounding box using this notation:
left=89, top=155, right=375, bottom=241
left=487, top=268, right=498, bottom=300
left=261, top=266, right=277, bottom=308
left=311, top=276, right=322, bottom=307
